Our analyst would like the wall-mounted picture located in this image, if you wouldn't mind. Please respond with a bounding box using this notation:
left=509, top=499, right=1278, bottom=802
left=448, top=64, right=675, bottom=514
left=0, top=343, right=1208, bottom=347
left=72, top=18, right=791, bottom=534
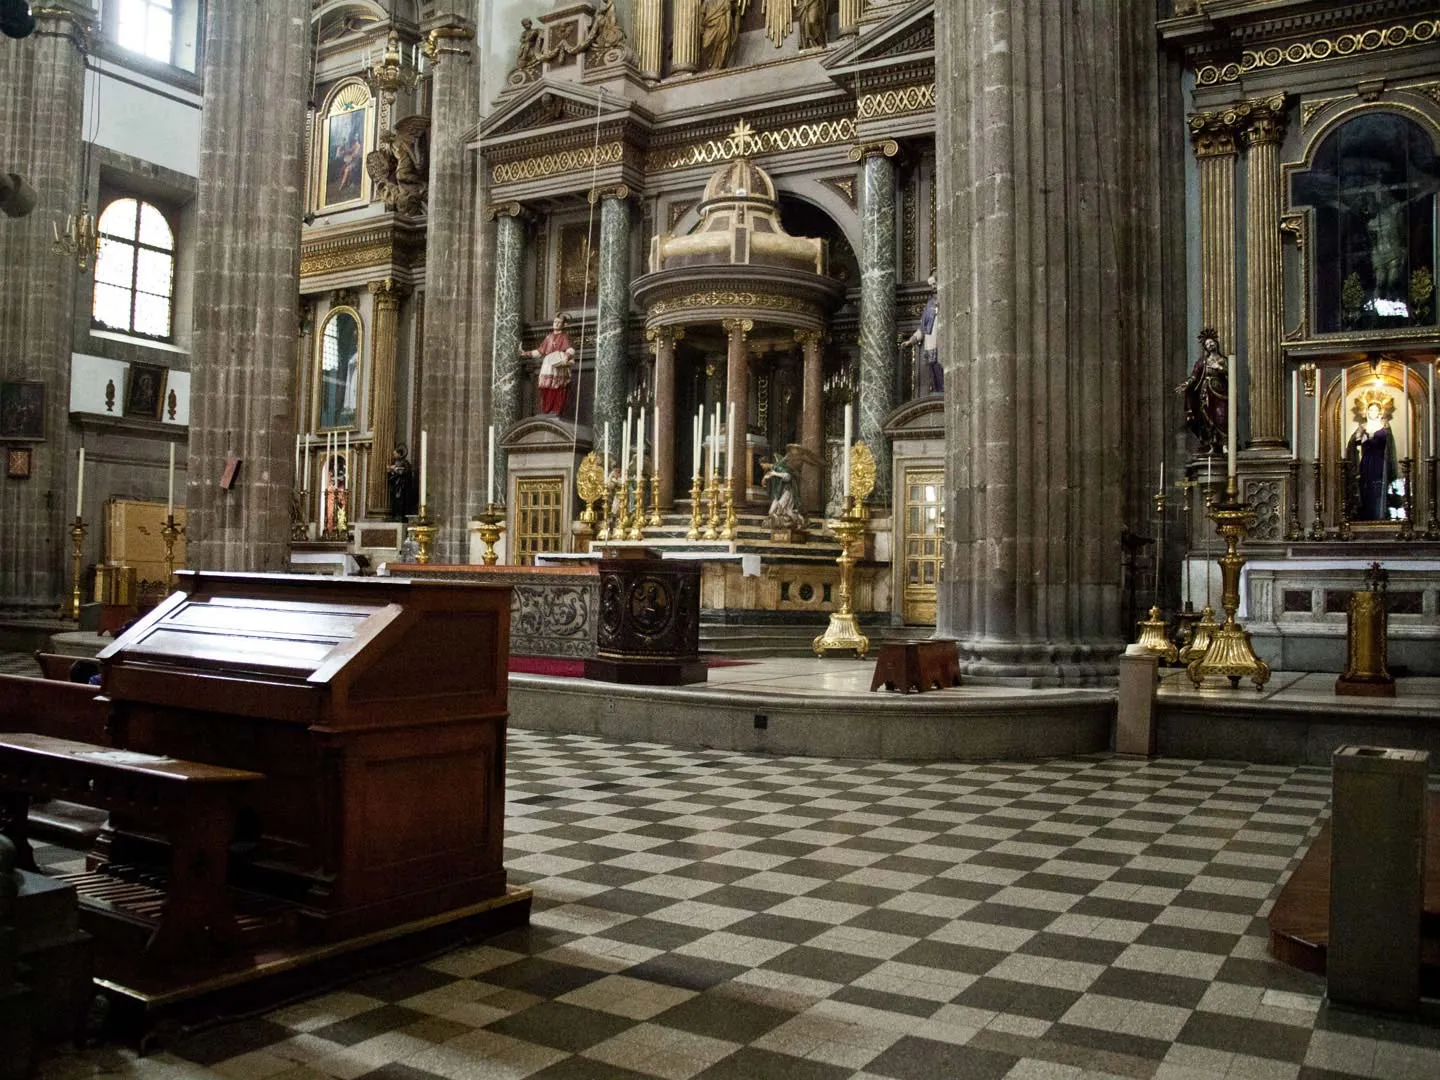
left=319, top=83, right=373, bottom=209
left=0, top=380, right=45, bottom=441
left=7, top=447, right=32, bottom=478
left=556, top=221, right=601, bottom=313
left=124, top=363, right=168, bottom=419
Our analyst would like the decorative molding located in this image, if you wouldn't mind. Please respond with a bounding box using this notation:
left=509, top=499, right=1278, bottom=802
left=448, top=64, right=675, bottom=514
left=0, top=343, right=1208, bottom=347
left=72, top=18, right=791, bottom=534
left=857, top=83, right=935, bottom=121
left=492, top=141, right=625, bottom=184
left=588, top=183, right=631, bottom=204
left=649, top=291, right=817, bottom=319
left=645, top=119, right=857, bottom=173
left=368, top=277, right=411, bottom=305
left=667, top=200, right=697, bottom=230
left=423, top=24, right=475, bottom=64
left=848, top=139, right=900, bottom=162
left=300, top=222, right=426, bottom=280
left=1301, top=96, right=1347, bottom=128
left=484, top=201, right=526, bottom=220
left=1196, top=18, right=1440, bottom=86
left=818, top=175, right=857, bottom=210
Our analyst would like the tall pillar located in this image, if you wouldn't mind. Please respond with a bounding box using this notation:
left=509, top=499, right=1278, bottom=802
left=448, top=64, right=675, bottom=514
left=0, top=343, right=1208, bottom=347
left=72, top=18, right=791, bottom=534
left=855, top=141, right=899, bottom=505
left=1189, top=110, right=1240, bottom=360
left=187, top=1, right=308, bottom=572
left=648, top=327, right=679, bottom=508
left=1242, top=95, right=1288, bottom=448
left=0, top=2, right=92, bottom=606
left=935, top=0, right=1166, bottom=684
left=365, top=278, right=409, bottom=510
left=418, top=8, right=480, bottom=561
left=723, top=318, right=752, bottom=499
left=839, top=0, right=862, bottom=37
left=796, top=329, right=824, bottom=515
left=672, top=0, right=699, bottom=74
left=594, top=187, right=632, bottom=440
left=635, top=0, right=663, bottom=79
left=488, top=203, right=526, bottom=490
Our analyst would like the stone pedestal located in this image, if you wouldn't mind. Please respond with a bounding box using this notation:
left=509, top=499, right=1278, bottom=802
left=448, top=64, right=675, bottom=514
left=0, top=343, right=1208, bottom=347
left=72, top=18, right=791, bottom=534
left=585, top=553, right=705, bottom=685
left=1115, top=648, right=1159, bottom=756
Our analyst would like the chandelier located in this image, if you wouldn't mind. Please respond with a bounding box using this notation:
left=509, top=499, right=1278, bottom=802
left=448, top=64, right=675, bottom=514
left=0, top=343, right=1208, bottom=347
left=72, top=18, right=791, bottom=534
left=365, top=30, right=423, bottom=104
left=53, top=204, right=98, bottom=271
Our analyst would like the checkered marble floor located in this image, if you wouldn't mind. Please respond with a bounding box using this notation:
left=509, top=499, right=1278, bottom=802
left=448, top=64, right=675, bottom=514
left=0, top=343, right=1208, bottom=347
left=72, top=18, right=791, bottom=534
left=33, top=733, right=1440, bottom=1080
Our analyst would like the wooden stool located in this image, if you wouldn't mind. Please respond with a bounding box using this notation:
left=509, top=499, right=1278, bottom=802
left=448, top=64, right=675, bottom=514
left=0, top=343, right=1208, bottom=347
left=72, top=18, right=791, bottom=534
left=870, top=640, right=961, bottom=693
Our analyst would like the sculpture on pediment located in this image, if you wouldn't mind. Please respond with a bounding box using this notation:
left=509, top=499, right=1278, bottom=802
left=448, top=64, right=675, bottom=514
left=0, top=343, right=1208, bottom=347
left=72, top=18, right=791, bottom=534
left=515, top=18, right=543, bottom=70
left=700, top=0, right=748, bottom=71
left=366, top=115, right=429, bottom=216
left=571, top=0, right=627, bottom=57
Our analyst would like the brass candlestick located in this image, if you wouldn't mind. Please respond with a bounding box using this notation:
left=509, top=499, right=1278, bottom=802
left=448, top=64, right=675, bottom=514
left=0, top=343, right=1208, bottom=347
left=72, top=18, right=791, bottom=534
left=720, top=483, right=737, bottom=541
left=1427, top=456, right=1440, bottom=540
left=686, top=475, right=703, bottom=540
left=812, top=497, right=870, bottom=658
left=1186, top=483, right=1271, bottom=690
left=66, top=517, right=86, bottom=621
left=1308, top=460, right=1325, bottom=540
left=160, top=513, right=184, bottom=592
left=626, top=478, right=644, bottom=541
left=1134, top=484, right=1176, bottom=662
left=1285, top=460, right=1303, bottom=540
left=703, top=470, right=720, bottom=541
left=476, top=503, right=506, bottom=565
left=648, top=473, right=663, bottom=528
left=1179, top=606, right=1218, bottom=665
left=407, top=507, right=436, bottom=565
left=597, top=475, right=614, bottom=542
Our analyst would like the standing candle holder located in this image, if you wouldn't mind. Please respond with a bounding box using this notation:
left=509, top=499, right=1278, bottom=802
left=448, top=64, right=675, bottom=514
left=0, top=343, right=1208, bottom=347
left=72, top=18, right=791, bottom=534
left=596, top=474, right=614, bottom=542
left=1398, top=458, right=1416, bottom=540
left=575, top=452, right=604, bottom=553
left=1134, top=486, right=1177, bottom=663
left=476, top=503, right=506, bottom=565
left=1337, top=458, right=1353, bottom=541
left=65, top=517, right=86, bottom=621
left=686, top=476, right=703, bottom=540
left=1427, top=456, right=1440, bottom=540
left=720, top=484, right=737, bottom=541
left=812, top=497, right=870, bottom=658
left=160, top=513, right=185, bottom=592
left=1186, top=480, right=1271, bottom=690
left=407, top=507, right=437, bottom=565
left=1308, top=460, right=1325, bottom=540
left=1284, top=460, right=1303, bottom=541
left=648, top=472, right=663, bottom=528
left=703, top=471, right=720, bottom=541
left=626, top=478, right=645, bottom=541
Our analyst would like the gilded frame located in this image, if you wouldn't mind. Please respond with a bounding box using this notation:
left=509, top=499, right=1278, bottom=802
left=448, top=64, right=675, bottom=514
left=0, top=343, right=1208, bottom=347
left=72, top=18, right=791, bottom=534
left=314, top=304, right=364, bottom=433
left=313, top=79, right=374, bottom=212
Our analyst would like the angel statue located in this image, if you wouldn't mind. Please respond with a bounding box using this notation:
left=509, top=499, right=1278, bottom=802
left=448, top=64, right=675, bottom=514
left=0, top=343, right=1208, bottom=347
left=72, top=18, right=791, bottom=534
left=366, top=115, right=429, bottom=216
left=761, top=444, right=823, bottom=536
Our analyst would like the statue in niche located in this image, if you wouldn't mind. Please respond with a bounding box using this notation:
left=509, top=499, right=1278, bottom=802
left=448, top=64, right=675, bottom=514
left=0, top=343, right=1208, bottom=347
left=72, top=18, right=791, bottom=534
left=1345, top=396, right=1400, bottom=521
left=367, top=116, right=429, bottom=216
left=1362, top=185, right=1405, bottom=300
left=905, top=273, right=942, bottom=395
left=521, top=313, right=577, bottom=416
left=1175, top=329, right=1228, bottom=457
left=699, top=0, right=746, bottom=71
left=796, top=0, right=828, bottom=49
left=386, top=443, right=415, bottom=521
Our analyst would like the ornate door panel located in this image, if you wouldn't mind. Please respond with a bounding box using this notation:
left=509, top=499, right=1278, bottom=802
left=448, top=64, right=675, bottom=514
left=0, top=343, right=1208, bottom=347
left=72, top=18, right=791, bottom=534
left=901, top=468, right=943, bottom=625
left=515, top=476, right=564, bottom=565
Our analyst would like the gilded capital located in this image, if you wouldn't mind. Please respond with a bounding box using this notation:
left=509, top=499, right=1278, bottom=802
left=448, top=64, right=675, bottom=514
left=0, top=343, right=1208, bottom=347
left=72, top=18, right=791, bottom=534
left=794, top=329, right=823, bottom=348
left=423, top=24, right=475, bottom=64
left=588, top=183, right=632, bottom=204
left=1239, top=94, right=1288, bottom=147
left=722, top=317, right=754, bottom=338
left=368, top=277, right=411, bottom=306
left=847, top=139, right=900, bottom=162
left=1188, top=111, right=1239, bottom=158
left=483, top=201, right=526, bottom=222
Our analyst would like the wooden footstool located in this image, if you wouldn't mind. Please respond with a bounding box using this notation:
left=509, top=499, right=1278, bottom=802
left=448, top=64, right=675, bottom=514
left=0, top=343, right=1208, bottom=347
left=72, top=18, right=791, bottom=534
left=870, top=639, right=961, bottom=693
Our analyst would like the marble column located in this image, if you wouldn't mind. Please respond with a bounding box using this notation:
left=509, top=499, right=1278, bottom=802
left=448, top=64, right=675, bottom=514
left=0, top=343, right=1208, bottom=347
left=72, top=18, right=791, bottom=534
left=365, top=278, right=409, bottom=511
left=649, top=327, right=679, bottom=508
left=935, top=0, right=1166, bottom=684
left=418, top=7, right=481, bottom=560
left=723, top=318, right=752, bottom=499
left=488, top=204, right=526, bottom=494
left=635, top=0, right=663, bottom=79
left=594, top=188, right=632, bottom=441
left=857, top=142, right=899, bottom=506
left=672, top=0, right=699, bottom=74
left=1243, top=95, right=1288, bottom=449
left=1189, top=110, right=1239, bottom=361
left=0, top=1, right=92, bottom=607
left=187, top=0, right=308, bottom=572
left=797, top=330, right=824, bottom=515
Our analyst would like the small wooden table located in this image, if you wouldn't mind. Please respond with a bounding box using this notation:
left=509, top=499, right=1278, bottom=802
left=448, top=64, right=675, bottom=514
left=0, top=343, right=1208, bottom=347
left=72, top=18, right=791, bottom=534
left=870, top=639, right=961, bottom=693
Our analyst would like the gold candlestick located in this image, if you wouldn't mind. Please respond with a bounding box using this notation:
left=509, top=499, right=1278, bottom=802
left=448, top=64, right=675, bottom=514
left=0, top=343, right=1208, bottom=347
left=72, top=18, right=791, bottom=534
left=476, top=503, right=506, bottom=565
left=597, top=475, right=614, bottom=542
left=1397, top=458, right=1415, bottom=540
left=1285, top=460, right=1302, bottom=541
left=686, top=475, right=703, bottom=540
left=703, top=471, right=720, bottom=540
left=812, top=497, right=869, bottom=658
left=407, top=507, right=436, bottom=565
left=1179, top=606, right=1219, bottom=665
left=648, top=472, right=663, bottom=527
left=1337, top=457, right=1353, bottom=541
left=160, top=513, right=184, bottom=592
left=627, top=478, right=645, bottom=541
left=1426, top=456, right=1439, bottom=540
left=66, top=517, right=86, bottom=621
left=1186, top=490, right=1271, bottom=690
left=1308, top=460, right=1325, bottom=540
left=720, top=483, right=736, bottom=541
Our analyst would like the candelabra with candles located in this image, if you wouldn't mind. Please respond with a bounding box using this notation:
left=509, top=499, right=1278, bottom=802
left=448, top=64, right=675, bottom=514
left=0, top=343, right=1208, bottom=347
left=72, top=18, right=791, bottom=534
left=813, top=442, right=875, bottom=658
left=65, top=517, right=87, bottom=621
left=703, top=468, right=720, bottom=541
left=626, top=476, right=645, bottom=541
left=476, top=503, right=506, bottom=565
left=53, top=204, right=98, bottom=271
left=160, top=514, right=185, bottom=592
left=364, top=29, right=424, bottom=106
left=1308, top=459, right=1326, bottom=540
left=407, top=507, right=436, bottom=565
left=1186, top=474, right=1272, bottom=690
left=1134, top=482, right=1179, bottom=663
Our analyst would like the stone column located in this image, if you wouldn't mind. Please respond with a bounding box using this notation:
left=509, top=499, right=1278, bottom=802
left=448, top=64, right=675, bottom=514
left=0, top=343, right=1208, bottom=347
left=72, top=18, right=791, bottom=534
left=796, top=329, right=824, bottom=515
left=1242, top=95, right=1288, bottom=448
left=488, top=203, right=526, bottom=492
left=723, top=318, right=752, bottom=499
left=418, top=8, right=481, bottom=561
left=635, top=0, right=663, bottom=79
left=187, top=0, right=308, bottom=572
left=672, top=0, right=699, bottom=74
left=0, top=2, right=92, bottom=607
left=855, top=141, right=899, bottom=505
left=365, top=278, right=409, bottom=511
left=648, top=327, right=680, bottom=508
left=935, top=0, right=1166, bottom=684
left=1189, top=109, right=1240, bottom=360
left=839, top=0, right=863, bottom=37
left=594, top=187, right=632, bottom=441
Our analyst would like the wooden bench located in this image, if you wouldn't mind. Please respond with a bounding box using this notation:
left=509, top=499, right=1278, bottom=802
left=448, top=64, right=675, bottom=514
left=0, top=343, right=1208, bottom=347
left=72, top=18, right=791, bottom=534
left=870, top=639, right=962, bottom=693
left=0, top=733, right=263, bottom=963
left=31, top=652, right=98, bottom=683
left=0, top=673, right=109, bottom=745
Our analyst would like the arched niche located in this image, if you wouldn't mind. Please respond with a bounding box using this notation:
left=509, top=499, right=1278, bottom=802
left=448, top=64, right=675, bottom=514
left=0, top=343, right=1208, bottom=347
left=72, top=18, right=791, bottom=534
left=316, top=305, right=363, bottom=432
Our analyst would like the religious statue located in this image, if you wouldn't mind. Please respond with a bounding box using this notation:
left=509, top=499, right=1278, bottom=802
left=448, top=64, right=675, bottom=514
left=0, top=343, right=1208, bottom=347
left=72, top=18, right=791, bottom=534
left=1175, top=329, right=1228, bottom=457
left=366, top=116, right=429, bottom=216
left=515, top=18, right=543, bottom=71
left=522, top=313, right=577, bottom=416
left=386, top=443, right=415, bottom=521
left=762, top=444, right=821, bottom=534
left=1346, top=397, right=1400, bottom=521
left=578, top=0, right=627, bottom=54
left=1364, top=185, right=1405, bottom=301
left=905, top=273, right=942, bottom=395
left=796, top=0, right=828, bottom=49
left=700, top=0, right=746, bottom=71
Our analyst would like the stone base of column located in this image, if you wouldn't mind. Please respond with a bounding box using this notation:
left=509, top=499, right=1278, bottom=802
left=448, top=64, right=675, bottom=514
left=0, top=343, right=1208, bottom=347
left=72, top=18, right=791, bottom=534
left=954, top=639, right=1127, bottom=687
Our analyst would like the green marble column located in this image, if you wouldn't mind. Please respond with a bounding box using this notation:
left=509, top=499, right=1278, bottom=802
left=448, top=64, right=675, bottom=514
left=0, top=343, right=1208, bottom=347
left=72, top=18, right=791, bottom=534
left=488, top=205, right=526, bottom=493
left=593, top=188, right=632, bottom=440
left=857, top=144, right=898, bottom=506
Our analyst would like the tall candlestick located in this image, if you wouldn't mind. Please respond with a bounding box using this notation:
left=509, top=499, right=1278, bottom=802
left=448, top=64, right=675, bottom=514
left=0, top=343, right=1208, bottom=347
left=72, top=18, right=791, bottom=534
left=1226, top=355, right=1237, bottom=478
left=1340, top=367, right=1348, bottom=459
left=1313, top=375, right=1321, bottom=462
left=487, top=424, right=496, bottom=505
left=1290, top=370, right=1299, bottom=461
left=167, top=442, right=175, bottom=517
left=419, top=429, right=428, bottom=508
left=637, top=407, right=645, bottom=479
left=75, top=447, right=84, bottom=518
left=843, top=403, right=853, bottom=500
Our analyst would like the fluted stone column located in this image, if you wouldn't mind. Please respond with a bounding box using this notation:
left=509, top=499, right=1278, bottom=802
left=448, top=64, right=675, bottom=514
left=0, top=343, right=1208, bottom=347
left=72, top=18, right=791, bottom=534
left=723, top=319, right=753, bottom=499
left=840, top=0, right=863, bottom=37
left=935, top=0, right=1165, bottom=684
left=0, top=1, right=92, bottom=607
left=365, top=278, right=409, bottom=510
left=635, top=0, right=663, bottom=79
left=1189, top=110, right=1239, bottom=360
left=797, top=329, right=824, bottom=515
left=857, top=142, right=899, bottom=505
left=594, top=188, right=632, bottom=440
left=672, top=0, right=699, bottom=74
left=649, top=327, right=679, bottom=507
left=418, top=8, right=481, bottom=561
left=1243, top=95, right=1288, bottom=448
left=488, top=203, right=526, bottom=490
left=187, top=1, right=308, bottom=572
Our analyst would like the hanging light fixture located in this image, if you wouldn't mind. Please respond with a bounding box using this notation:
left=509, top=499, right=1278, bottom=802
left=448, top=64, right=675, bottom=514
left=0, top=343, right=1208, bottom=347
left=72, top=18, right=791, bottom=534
left=54, top=25, right=99, bottom=272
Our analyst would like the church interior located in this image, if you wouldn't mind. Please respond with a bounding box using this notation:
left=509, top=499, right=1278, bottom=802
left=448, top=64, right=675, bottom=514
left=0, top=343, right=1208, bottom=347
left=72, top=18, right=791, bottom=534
left=1, top=1, right=1439, bottom=1078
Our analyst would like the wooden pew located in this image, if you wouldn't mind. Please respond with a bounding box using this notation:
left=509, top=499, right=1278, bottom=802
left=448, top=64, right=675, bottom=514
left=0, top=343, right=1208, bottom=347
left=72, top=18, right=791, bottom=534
left=31, top=652, right=98, bottom=683
left=0, top=733, right=262, bottom=964
left=0, top=673, right=109, bottom=745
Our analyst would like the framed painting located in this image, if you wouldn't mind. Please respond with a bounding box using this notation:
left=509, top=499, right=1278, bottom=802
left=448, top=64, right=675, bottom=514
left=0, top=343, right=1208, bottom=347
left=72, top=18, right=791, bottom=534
left=555, top=220, right=601, bottom=313
left=319, top=82, right=373, bottom=210
left=6, top=446, right=31, bottom=479
left=124, top=363, right=168, bottom=419
left=0, top=380, right=45, bottom=441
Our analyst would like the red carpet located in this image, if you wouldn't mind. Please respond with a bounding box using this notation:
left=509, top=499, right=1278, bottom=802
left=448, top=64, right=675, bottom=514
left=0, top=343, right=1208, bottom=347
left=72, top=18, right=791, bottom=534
left=508, top=656, right=749, bottom=677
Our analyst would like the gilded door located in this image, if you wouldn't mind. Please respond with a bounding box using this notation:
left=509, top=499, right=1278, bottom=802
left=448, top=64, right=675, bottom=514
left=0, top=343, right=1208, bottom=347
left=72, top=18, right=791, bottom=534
left=514, top=476, right=565, bottom=565
left=902, top=468, right=943, bottom=625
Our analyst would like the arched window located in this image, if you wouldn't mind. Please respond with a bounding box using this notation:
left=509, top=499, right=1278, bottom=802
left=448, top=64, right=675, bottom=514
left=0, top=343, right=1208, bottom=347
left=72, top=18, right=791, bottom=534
left=92, top=197, right=175, bottom=340
left=315, top=81, right=374, bottom=211
left=317, top=307, right=362, bottom=431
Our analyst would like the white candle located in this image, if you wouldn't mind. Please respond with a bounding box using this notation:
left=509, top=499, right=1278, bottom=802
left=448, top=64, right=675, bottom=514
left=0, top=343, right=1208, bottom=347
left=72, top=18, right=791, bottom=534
left=1205, top=454, right=1212, bottom=484
left=343, top=430, right=349, bottom=484
left=1340, top=368, right=1348, bottom=459
left=654, top=406, right=661, bottom=482
left=1290, top=370, right=1299, bottom=460
left=621, top=409, right=631, bottom=485
left=1429, top=361, right=1436, bottom=454
left=843, top=403, right=853, bottom=500
left=727, top=401, right=736, bottom=490
left=1226, top=355, right=1237, bottom=478
left=637, top=407, right=645, bottom=479
left=713, top=403, right=722, bottom=477
left=303, top=436, right=310, bottom=493
left=1313, top=375, right=1321, bottom=462
left=75, top=447, right=84, bottom=519
left=294, top=432, right=300, bottom=482
left=167, top=442, right=175, bottom=517
left=487, top=424, right=496, bottom=505
left=1399, top=372, right=1409, bottom=460
left=419, top=429, right=428, bottom=508
left=692, top=414, right=701, bottom=478
left=1159, top=460, right=1165, bottom=496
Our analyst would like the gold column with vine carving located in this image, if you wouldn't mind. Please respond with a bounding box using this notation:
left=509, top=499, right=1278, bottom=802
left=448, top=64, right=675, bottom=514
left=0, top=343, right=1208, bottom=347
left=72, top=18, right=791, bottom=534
left=797, top=329, right=825, bottom=514
left=723, top=318, right=753, bottom=503
left=1242, top=95, right=1288, bottom=448
left=366, top=278, right=410, bottom=512
left=1188, top=110, right=1240, bottom=360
